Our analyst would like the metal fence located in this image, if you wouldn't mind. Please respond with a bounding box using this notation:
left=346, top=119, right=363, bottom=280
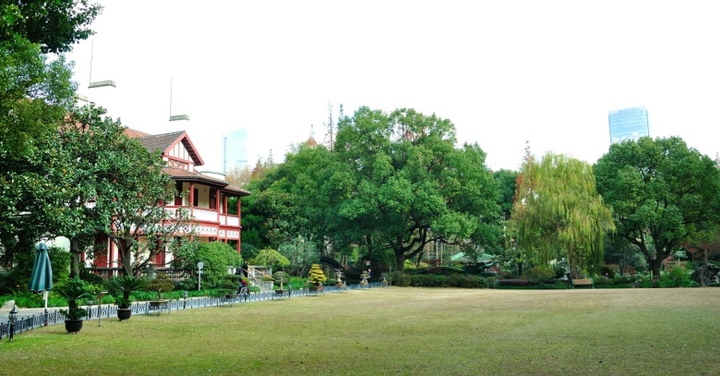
left=0, top=281, right=384, bottom=340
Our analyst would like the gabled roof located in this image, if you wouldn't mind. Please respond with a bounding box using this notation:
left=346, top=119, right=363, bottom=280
left=164, top=167, right=251, bottom=196
left=134, top=130, right=204, bottom=166
left=123, top=128, right=150, bottom=138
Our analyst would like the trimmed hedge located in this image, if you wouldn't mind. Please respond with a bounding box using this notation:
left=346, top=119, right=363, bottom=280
left=389, top=272, right=493, bottom=288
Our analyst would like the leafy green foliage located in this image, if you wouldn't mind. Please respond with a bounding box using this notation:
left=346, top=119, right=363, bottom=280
left=0, top=0, right=102, bottom=53
left=251, top=248, right=289, bottom=271
left=656, top=266, right=697, bottom=288
left=595, top=137, right=720, bottom=276
left=55, top=277, right=91, bottom=320
left=493, top=169, right=518, bottom=221
left=511, top=151, right=614, bottom=277
left=241, top=107, right=502, bottom=273
left=0, top=37, right=76, bottom=263
left=272, top=271, right=291, bottom=289
left=173, top=241, right=242, bottom=289
left=307, top=263, right=327, bottom=285
left=106, top=275, right=145, bottom=308
left=332, top=107, right=501, bottom=271
left=278, top=235, right=319, bottom=276
left=146, top=273, right=174, bottom=300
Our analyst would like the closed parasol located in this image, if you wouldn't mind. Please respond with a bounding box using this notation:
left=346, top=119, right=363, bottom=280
left=29, top=243, right=53, bottom=325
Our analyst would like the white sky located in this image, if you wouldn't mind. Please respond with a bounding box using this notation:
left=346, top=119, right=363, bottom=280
left=65, top=0, right=720, bottom=172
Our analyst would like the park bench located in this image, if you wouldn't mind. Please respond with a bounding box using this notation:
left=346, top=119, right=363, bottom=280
left=571, top=278, right=594, bottom=289
left=148, top=300, right=170, bottom=315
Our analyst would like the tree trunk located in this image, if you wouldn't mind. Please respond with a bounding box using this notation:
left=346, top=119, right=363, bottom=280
left=69, top=238, right=80, bottom=278
left=119, top=239, right=132, bottom=276
left=650, top=258, right=663, bottom=280
left=395, top=250, right=405, bottom=273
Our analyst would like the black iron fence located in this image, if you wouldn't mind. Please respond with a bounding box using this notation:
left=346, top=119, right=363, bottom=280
left=0, top=281, right=383, bottom=340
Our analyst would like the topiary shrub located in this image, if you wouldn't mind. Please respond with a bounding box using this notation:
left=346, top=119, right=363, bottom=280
left=307, top=264, right=327, bottom=286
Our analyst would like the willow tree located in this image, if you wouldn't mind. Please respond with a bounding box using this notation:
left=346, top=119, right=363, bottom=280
left=510, top=152, right=614, bottom=278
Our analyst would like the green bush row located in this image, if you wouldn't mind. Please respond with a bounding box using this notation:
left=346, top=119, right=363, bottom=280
left=389, top=272, right=493, bottom=288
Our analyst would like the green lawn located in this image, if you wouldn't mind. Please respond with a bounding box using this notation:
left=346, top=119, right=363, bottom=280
left=2, top=287, right=719, bottom=376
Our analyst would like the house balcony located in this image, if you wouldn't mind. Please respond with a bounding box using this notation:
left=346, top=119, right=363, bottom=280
left=164, top=205, right=241, bottom=240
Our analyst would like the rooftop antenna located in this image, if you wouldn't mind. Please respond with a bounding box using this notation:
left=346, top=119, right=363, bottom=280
left=169, top=75, right=190, bottom=121
left=88, top=39, right=116, bottom=89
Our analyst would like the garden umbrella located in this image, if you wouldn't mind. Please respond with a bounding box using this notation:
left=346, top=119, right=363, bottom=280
left=29, top=243, right=53, bottom=325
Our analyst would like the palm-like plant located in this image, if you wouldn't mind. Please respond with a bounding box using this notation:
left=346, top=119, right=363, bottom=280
left=56, top=277, right=91, bottom=320
left=109, top=275, right=145, bottom=308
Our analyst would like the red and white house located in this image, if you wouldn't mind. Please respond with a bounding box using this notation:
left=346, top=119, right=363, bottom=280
left=90, top=129, right=250, bottom=273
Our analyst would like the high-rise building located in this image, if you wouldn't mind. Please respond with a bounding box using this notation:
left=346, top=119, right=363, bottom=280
left=608, top=107, right=650, bottom=144
left=223, top=129, right=248, bottom=173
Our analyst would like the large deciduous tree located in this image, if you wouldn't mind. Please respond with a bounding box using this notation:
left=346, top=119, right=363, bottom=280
left=0, top=41, right=76, bottom=263
left=0, top=0, right=99, bottom=262
left=595, top=136, right=720, bottom=277
left=511, top=151, right=614, bottom=278
left=1, top=0, right=102, bottom=53
left=333, top=107, right=501, bottom=272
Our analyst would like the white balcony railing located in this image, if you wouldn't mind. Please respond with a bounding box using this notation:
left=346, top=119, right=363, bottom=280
left=192, top=208, right=218, bottom=222
left=222, top=215, right=240, bottom=227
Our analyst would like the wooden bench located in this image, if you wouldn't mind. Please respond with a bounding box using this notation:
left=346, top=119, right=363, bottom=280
left=572, top=278, right=594, bottom=289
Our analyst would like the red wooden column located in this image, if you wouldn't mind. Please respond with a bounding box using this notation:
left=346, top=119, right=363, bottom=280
left=236, top=196, right=242, bottom=253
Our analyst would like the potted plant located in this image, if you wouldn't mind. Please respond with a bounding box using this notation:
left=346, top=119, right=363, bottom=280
left=56, top=277, right=91, bottom=334
left=334, top=270, right=345, bottom=288
left=307, top=264, right=327, bottom=291
left=109, top=275, right=145, bottom=321
left=146, top=273, right=174, bottom=313
left=273, top=271, right=291, bottom=294
left=360, top=270, right=370, bottom=286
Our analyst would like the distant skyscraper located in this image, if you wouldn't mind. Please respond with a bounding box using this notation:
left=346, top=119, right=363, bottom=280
left=608, top=107, right=650, bottom=144
left=223, top=129, right=248, bottom=173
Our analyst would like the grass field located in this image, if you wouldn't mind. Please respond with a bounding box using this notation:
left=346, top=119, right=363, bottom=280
left=1, top=287, right=719, bottom=376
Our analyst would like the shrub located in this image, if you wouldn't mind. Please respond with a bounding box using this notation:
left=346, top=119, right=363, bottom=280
left=80, top=268, right=104, bottom=285
left=526, top=265, right=555, bottom=281
left=221, top=275, right=240, bottom=291
left=172, top=241, right=242, bottom=289
left=657, top=266, right=697, bottom=288
left=307, top=264, right=327, bottom=285
left=251, top=249, right=290, bottom=271
left=388, top=271, right=409, bottom=286
left=288, top=276, right=306, bottom=290
left=147, top=273, right=175, bottom=299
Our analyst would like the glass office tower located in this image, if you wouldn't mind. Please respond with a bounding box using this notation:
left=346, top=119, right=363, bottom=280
left=223, top=129, right=249, bottom=173
left=608, top=107, right=650, bottom=144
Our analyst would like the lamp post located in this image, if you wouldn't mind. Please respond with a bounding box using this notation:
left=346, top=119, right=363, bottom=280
left=9, top=304, right=18, bottom=342
left=197, top=262, right=204, bottom=291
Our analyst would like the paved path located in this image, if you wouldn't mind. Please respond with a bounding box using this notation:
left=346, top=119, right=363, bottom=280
left=1, top=300, right=60, bottom=323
